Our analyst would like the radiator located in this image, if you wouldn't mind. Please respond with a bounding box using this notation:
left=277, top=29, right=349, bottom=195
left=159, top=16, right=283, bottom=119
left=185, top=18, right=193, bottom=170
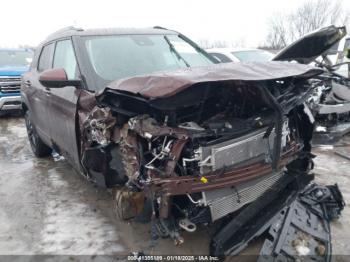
left=202, top=171, right=283, bottom=221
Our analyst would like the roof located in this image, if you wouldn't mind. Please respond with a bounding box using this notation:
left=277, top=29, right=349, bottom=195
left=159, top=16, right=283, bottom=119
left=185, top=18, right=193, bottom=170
left=97, top=61, right=323, bottom=99
left=44, top=26, right=177, bottom=42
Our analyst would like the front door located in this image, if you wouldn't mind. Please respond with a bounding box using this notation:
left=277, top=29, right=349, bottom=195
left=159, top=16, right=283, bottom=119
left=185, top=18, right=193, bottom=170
left=46, top=38, right=82, bottom=170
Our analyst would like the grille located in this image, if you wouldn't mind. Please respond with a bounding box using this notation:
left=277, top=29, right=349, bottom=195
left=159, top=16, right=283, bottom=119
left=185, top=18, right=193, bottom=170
left=202, top=171, right=283, bottom=221
left=0, top=77, right=21, bottom=93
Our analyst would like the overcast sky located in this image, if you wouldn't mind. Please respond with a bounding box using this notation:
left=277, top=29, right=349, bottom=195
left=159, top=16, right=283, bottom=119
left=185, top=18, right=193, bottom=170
left=1, top=0, right=350, bottom=48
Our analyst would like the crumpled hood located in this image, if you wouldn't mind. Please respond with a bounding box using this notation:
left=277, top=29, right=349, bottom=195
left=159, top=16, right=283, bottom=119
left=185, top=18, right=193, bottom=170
left=97, top=61, right=323, bottom=99
left=272, top=25, right=346, bottom=64
left=0, top=65, right=29, bottom=76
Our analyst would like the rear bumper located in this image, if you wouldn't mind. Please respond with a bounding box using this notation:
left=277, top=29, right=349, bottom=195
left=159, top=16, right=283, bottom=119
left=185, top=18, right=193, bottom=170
left=0, top=95, right=22, bottom=111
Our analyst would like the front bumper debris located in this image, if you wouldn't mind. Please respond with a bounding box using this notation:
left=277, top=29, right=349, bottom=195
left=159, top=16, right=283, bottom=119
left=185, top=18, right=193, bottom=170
left=259, top=183, right=344, bottom=261
left=210, top=174, right=345, bottom=261
left=210, top=171, right=312, bottom=257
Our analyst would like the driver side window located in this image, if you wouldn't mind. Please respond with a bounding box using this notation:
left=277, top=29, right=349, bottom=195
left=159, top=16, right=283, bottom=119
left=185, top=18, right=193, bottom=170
left=53, top=39, right=78, bottom=79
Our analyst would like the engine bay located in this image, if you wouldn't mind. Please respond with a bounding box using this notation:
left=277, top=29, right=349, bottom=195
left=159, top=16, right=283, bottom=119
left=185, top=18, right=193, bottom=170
left=76, top=61, right=321, bottom=250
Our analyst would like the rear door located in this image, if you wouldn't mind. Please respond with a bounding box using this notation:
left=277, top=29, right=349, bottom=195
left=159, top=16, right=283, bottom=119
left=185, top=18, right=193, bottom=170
left=46, top=38, right=82, bottom=169
left=23, top=43, right=54, bottom=145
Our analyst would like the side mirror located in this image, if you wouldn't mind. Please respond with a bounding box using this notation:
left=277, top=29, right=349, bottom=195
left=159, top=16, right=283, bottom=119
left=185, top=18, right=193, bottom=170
left=39, top=68, right=81, bottom=88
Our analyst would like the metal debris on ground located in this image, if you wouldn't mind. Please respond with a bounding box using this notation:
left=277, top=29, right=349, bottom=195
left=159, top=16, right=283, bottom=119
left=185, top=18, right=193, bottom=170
left=259, top=183, right=345, bottom=262
left=210, top=177, right=345, bottom=261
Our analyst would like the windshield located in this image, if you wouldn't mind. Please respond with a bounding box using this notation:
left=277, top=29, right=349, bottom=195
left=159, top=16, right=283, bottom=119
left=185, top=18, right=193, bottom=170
left=231, top=50, right=274, bottom=62
left=0, top=50, right=33, bottom=67
left=83, top=34, right=213, bottom=84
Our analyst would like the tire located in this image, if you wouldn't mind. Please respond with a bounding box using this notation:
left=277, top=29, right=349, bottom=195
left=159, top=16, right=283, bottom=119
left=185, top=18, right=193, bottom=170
left=24, top=110, right=52, bottom=157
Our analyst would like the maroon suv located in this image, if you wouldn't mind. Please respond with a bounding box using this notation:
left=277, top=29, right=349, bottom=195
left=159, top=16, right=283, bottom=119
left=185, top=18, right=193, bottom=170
left=21, top=26, right=322, bottom=254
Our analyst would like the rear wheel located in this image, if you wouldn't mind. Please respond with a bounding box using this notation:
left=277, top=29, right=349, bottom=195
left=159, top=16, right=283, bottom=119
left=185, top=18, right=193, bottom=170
left=24, top=110, right=51, bottom=157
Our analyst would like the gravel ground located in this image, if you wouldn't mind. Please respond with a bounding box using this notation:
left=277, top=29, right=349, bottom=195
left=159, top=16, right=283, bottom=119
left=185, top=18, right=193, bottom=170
left=0, top=116, right=349, bottom=261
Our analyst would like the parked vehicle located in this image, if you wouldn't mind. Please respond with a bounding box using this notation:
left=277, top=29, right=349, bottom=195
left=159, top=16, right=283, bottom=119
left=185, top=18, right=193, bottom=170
left=272, top=25, right=350, bottom=141
left=206, top=48, right=274, bottom=63
left=0, top=48, right=33, bottom=114
left=22, top=26, right=323, bottom=256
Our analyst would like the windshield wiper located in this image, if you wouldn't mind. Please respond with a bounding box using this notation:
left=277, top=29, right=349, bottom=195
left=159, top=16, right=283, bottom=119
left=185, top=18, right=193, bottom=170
left=164, top=35, right=190, bottom=67
left=178, top=34, right=218, bottom=64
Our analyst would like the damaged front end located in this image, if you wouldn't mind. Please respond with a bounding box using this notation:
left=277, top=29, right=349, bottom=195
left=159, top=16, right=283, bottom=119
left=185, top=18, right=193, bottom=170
left=78, top=62, right=325, bottom=253
left=274, top=25, right=350, bottom=142
left=307, top=66, right=350, bottom=142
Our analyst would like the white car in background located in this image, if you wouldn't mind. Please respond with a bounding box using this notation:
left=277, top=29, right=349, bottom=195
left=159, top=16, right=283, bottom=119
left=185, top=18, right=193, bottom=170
left=206, top=48, right=274, bottom=63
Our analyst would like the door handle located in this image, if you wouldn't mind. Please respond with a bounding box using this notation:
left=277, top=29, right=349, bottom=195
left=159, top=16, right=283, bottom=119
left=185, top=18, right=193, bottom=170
left=24, top=80, right=32, bottom=87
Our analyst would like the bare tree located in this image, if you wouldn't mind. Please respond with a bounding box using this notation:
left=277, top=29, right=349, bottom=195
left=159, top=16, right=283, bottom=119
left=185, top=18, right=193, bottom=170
left=266, top=13, right=289, bottom=50
left=198, top=39, right=232, bottom=49
left=198, top=38, right=212, bottom=49
left=289, top=0, right=348, bottom=39
left=198, top=38, right=247, bottom=49
left=229, top=37, right=247, bottom=48
left=211, top=40, right=228, bottom=48
left=265, top=0, right=350, bottom=49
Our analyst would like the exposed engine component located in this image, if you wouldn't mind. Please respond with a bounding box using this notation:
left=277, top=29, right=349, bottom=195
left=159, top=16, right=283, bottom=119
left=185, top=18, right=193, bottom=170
left=196, top=124, right=289, bottom=174
left=179, top=218, right=197, bottom=232
left=270, top=25, right=350, bottom=142
left=178, top=122, right=205, bottom=131
left=82, top=107, right=116, bottom=146
left=309, top=78, right=350, bottom=115
left=308, top=73, right=350, bottom=141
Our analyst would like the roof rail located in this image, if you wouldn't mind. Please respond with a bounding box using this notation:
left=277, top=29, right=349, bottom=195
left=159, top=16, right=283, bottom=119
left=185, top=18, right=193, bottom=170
left=45, top=26, right=83, bottom=40
left=153, top=26, right=168, bottom=30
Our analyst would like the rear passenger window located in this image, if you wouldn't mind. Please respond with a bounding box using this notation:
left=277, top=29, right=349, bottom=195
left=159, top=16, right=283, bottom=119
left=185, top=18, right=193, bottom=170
left=38, top=43, right=54, bottom=72
left=53, top=40, right=78, bottom=80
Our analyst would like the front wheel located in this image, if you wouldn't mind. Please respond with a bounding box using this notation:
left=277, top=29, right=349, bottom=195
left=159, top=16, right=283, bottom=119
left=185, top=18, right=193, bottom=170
left=24, top=110, right=51, bottom=157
